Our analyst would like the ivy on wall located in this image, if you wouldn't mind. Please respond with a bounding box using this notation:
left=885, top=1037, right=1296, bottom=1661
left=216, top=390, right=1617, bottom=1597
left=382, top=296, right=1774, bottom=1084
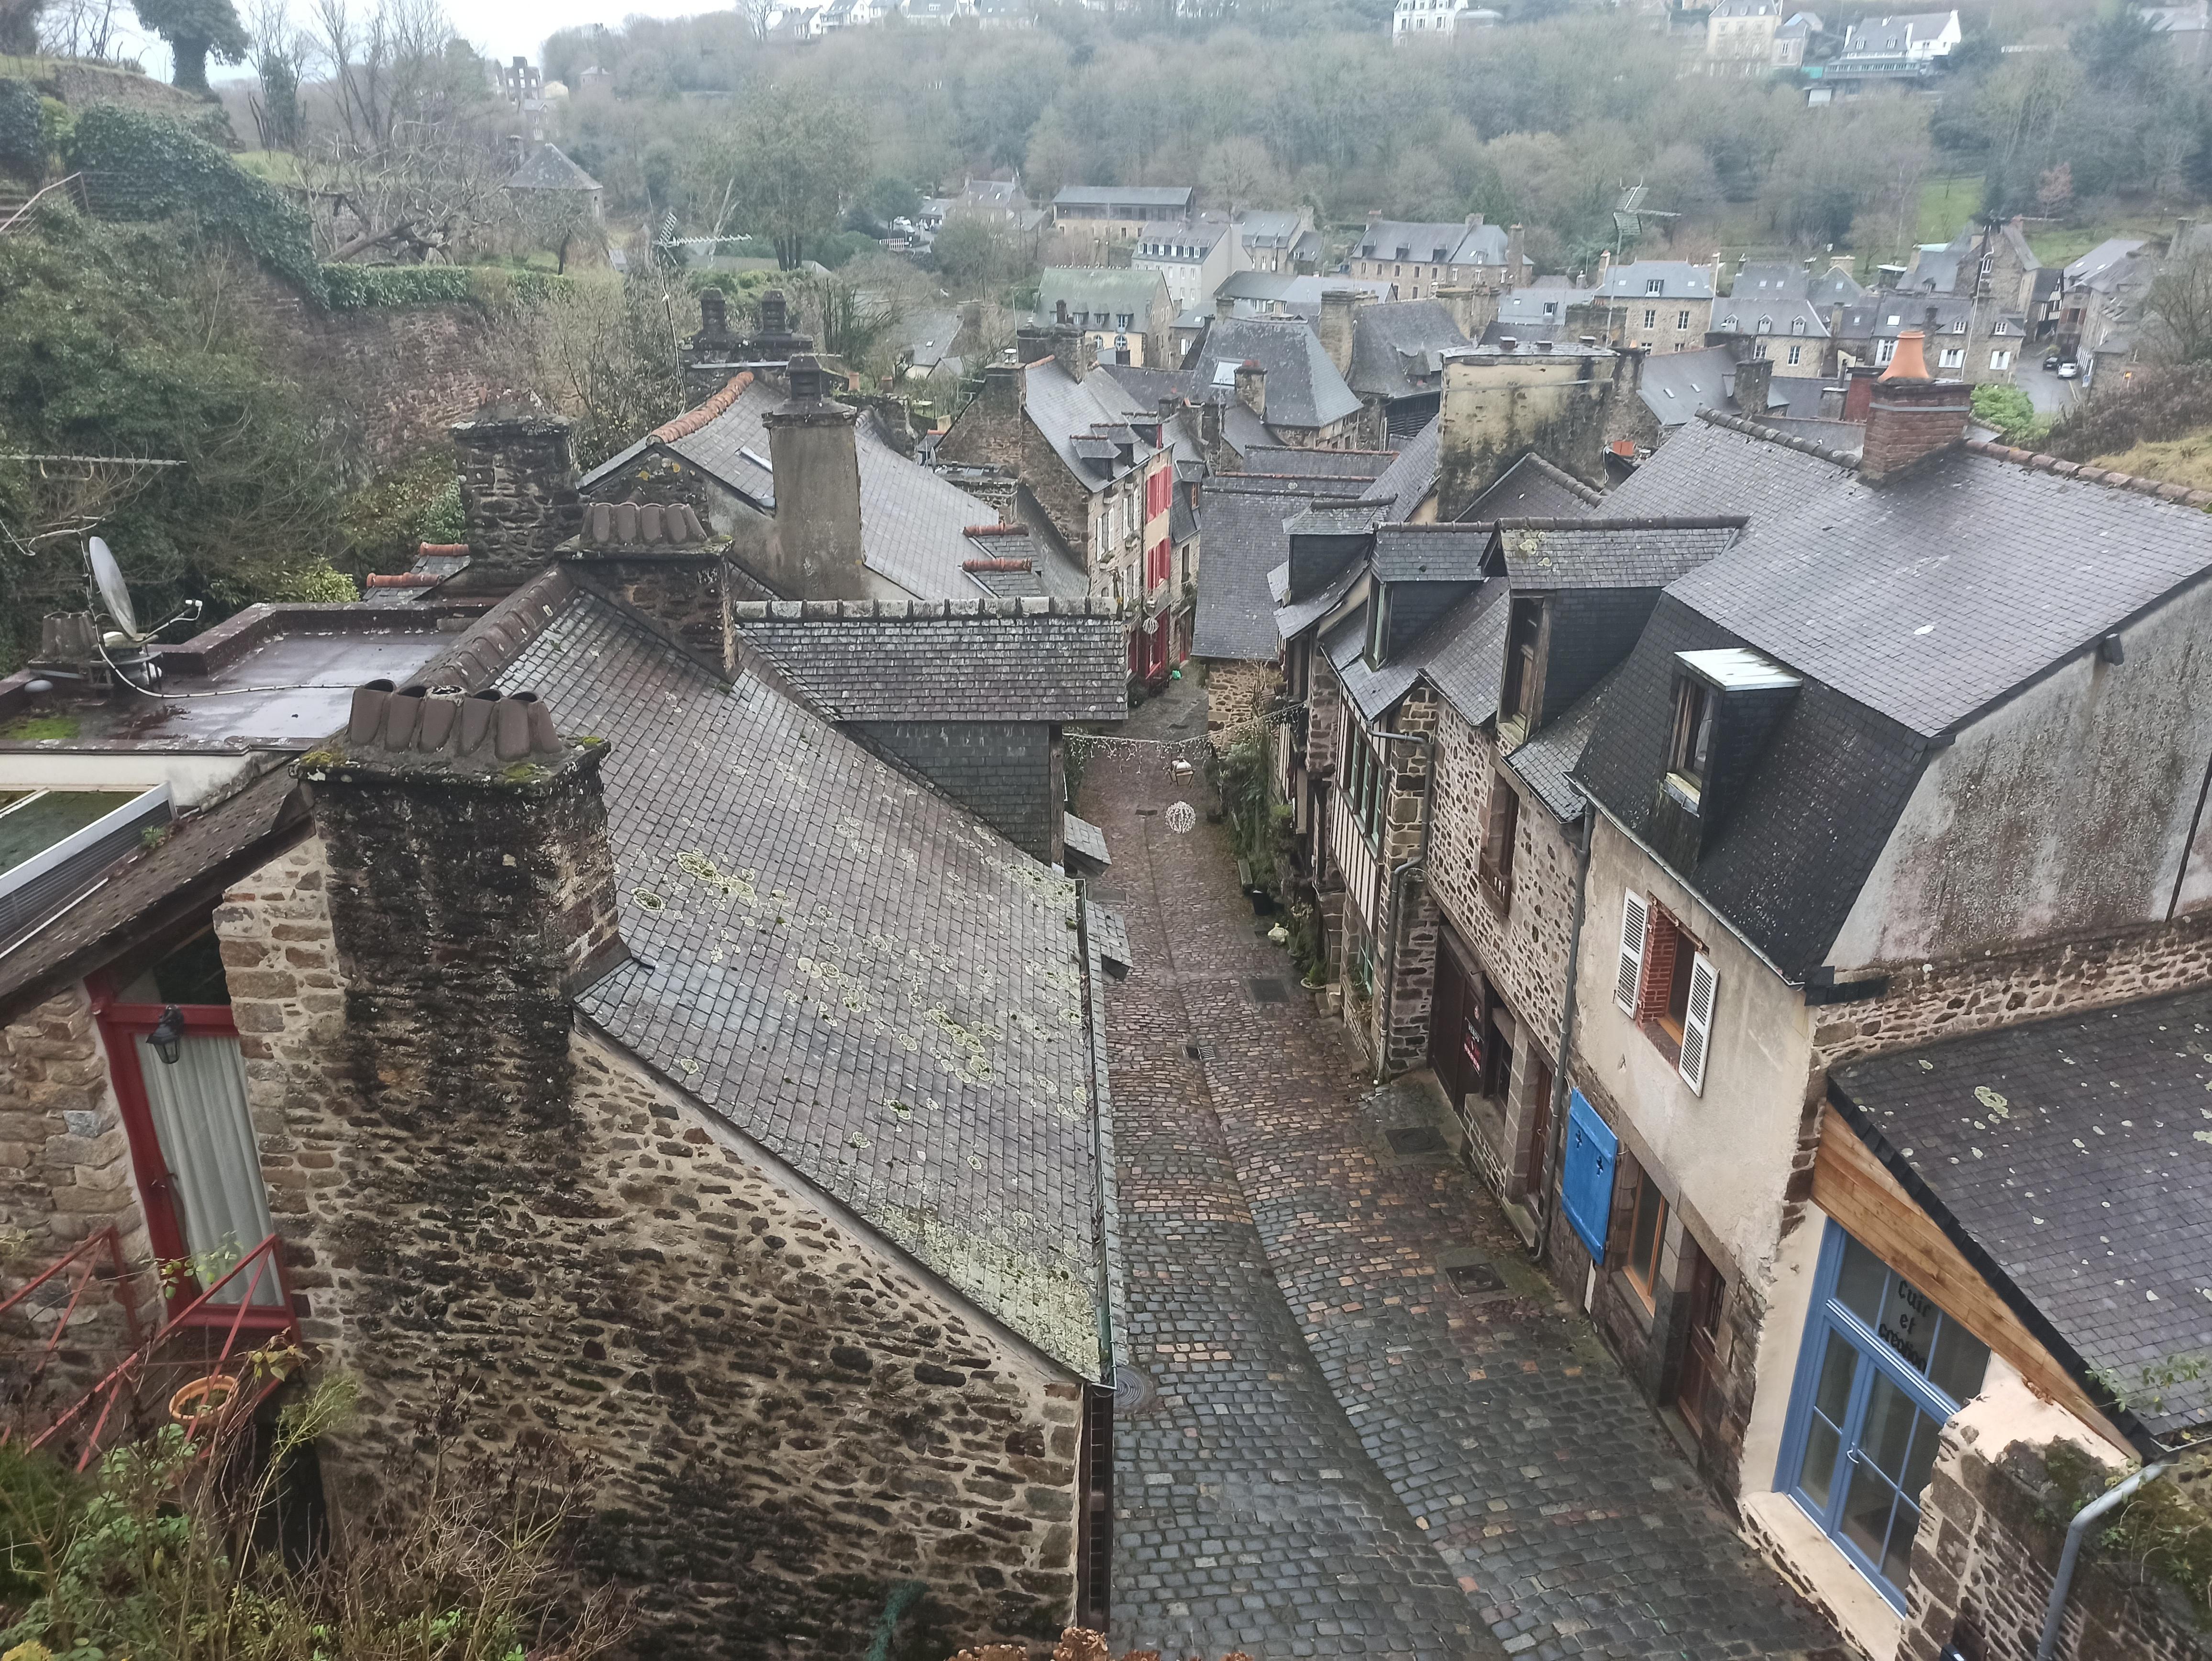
left=0, top=79, right=39, bottom=181
left=65, top=104, right=322, bottom=297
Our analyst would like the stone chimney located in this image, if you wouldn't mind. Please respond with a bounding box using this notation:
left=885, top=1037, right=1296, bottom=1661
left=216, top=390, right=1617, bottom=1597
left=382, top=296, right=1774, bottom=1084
left=1732, top=352, right=1773, bottom=419
left=760, top=287, right=791, bottom=339
left=310, top=681, right=625, bottom=1129
left=1318, top=288, right=1367, bottom=377
left=1234, top=359, right=1266, bottom=418
left=1860, top=330, right=1971, bottom=482
left=1504, top=222, right=1525, bottom=279
left=1213, top=291, right=1236, bottom=321
left=1466, top=212, right=1484, bottom=230
left=1199, top=395, right=1230, bottom=474
left=565, top=499, right=733, bottom=676
left=451, top=409, right=582, bottom=593
left=763, top=354, right=870, bottom=599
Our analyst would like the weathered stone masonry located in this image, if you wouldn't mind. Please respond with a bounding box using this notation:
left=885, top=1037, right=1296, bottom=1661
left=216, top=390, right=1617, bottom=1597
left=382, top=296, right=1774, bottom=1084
left=256, top=736, right=1085, bottom=1659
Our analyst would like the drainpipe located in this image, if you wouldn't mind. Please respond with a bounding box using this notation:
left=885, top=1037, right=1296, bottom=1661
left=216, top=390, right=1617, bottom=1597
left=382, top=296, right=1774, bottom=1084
left=2035, top=1461, right=2169, bottom=1661
left=1533, top=805, right=1594, bottom=1257
left=1371, top=728, right=1435, bottom=1086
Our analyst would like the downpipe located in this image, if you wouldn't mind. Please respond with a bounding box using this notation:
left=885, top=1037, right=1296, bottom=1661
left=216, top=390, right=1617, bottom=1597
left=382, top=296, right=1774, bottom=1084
left=1533, top=807, right=1594, bottom=1258
left=2035, top=1461, right=2168, bottom=1661
left=1371, top=729, right=1435, bottom=1087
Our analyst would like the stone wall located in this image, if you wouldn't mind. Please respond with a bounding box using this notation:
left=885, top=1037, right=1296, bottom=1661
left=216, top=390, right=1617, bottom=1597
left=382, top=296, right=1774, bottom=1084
left=279, top=743, right=1084, bottom=1658
left=234, top=268, right=511, bottom=470
left=567, top=553, right=736, bottom=678
left=1902, top=1434, right=2212, bottom=1661
left=0, top=985, right=155, bottom=1372
left=1425, top=702, right=1582, bottom=1067
left=1812, top=905, right=2212, bottom=1071
left=1369, top=688, right=1438, bottom=1076
left=454, top=414, right=586, bottom=591
left=1201, top=659, right=1277, bottom=736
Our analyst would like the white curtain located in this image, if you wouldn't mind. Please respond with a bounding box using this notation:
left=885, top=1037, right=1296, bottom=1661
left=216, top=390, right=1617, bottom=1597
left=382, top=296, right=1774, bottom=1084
left=135, top=1033, right=278, bottom=1307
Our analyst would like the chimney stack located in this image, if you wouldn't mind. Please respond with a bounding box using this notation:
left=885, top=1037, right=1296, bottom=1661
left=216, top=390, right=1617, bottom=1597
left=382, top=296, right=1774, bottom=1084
left=1213, top=291, right=1236, bottom=321
left=1860, top=330, right=1970, bottom=481
left=763, top=355, right=870, bottom=599
left=451, top=408, right=582, bottom=594
left=311, top=682, right=625, bottom=1130
left=1234, top=359, right=1266, bottom=418
left=1733, top=351, right=1773, bottom=419
left=1318, top=288, right=1366, bottom=377
left=760, top=287, right=790, bottom=339
left=565, top=499, right=733, bottom=676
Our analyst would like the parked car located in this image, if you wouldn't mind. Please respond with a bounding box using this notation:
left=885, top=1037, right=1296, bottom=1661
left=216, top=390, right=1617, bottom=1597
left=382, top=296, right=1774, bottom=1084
left=2057, top=361, right=2081, bottom=379
left=2043, top=354, right=2062, bottom=371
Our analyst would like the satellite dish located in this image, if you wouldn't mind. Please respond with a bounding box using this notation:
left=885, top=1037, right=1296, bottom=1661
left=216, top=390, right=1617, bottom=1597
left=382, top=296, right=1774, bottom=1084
left=87, top=537, right=138, bottom=637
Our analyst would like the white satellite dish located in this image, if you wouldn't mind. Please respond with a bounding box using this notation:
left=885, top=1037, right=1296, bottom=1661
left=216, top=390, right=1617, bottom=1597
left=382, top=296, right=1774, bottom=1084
left=87, top=536, right=139, bottom=638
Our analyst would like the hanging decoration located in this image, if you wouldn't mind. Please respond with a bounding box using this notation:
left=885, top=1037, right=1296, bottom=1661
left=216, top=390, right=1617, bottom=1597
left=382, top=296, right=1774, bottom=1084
left=1165, top=801, right=1196, bottom=833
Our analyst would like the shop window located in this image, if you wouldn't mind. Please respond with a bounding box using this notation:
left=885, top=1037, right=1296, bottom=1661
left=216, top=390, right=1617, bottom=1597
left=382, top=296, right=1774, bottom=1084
left=1779, top=1224, right=1991, bottom=1610
left=1622, top=1167, right=1667, bottom=1309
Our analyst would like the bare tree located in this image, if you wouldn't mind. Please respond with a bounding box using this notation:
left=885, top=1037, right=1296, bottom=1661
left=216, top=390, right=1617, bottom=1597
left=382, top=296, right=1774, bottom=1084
left=35, top=0, right=124, bottom=60
left=2145, top=246, right=2212, bottom=365
left=740, top=0, right=774, bottom=43
left=298, top=0, right=509, bottom=262
left=247, top=0, right=310, bottom=152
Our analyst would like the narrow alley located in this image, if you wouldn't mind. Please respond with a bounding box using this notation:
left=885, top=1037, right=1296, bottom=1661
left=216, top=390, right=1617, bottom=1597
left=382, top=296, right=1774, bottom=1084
left=1083, top=702, right=1839, bottom=1661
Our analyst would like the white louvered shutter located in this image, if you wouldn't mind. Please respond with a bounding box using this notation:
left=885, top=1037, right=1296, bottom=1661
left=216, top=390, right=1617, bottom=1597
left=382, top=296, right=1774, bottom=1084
left=1679, top=951, right=1718, bottom=1096
left=1613, top=892, right=1648, bottom=1015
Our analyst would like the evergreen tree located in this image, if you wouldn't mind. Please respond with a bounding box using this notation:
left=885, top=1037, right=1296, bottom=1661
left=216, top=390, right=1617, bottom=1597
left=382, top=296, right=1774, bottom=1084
left=134, top=0, right=250, bottom=94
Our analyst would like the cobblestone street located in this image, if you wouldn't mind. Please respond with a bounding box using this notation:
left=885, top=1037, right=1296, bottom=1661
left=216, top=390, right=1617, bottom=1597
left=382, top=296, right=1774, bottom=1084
left=1083, top=699, right=1838, bottom=1661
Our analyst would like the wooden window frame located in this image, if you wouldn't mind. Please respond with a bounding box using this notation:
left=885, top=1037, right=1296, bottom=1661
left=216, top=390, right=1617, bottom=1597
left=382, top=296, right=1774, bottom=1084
left=1667, top=675, right=1716, bottom=798
left=1622, top=1168, right=1668, bottom=1311
left=1477, top=772, right=1518, bottom=912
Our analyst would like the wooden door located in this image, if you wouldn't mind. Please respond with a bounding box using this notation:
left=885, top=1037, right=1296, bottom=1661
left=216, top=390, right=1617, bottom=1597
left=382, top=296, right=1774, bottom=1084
left=1525, top=1056, right=1554, bottom=1198
left=1428, top=947, right=1482, bottom=1107
left=1675, top=1242, right=1726, bottom=1439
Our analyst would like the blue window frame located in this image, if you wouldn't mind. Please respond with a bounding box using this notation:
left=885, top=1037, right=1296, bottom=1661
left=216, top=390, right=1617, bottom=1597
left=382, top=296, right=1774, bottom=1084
left=1775, top=1222, right=1991, bottom=1610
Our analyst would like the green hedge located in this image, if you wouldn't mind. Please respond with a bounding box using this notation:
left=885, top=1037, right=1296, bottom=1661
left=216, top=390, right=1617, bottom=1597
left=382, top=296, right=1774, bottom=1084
left=320, top=263, right=576, bottom=310
left=66, top=105, right=321, bottom=296
left=0, top=78, right=38, bottom=180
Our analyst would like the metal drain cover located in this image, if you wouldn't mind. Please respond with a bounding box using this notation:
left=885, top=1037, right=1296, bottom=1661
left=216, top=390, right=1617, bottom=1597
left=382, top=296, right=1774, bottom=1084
left=1113, top=1363, right=1159, bottom=1415
left=1446, top=1261, right=1506, bottom=1296
left=1386, top=1126, right=1445, bottom=1156
left=1248, top=977, right=1289, bottom=1004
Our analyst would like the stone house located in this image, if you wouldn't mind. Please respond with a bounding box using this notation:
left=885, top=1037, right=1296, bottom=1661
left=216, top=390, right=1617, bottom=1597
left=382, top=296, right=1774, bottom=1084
left=1338, top=298, right=1475, bottom=444
left=1046, top=185, right=1194, bottom=267
left=1716, top=263, right=1834, bottom=378
left=934, top=326, right=1193, bottom=682
left=1182, top=314, right=1366, bottom=451
left=0, top=413, right=1134, bottom=1656
left=579, top=313, right=1088, bottom=607
left=1589, top=261, right=1718, bottom=355
left=1347, top=215, right=1531, bottom=299
left=1547, top=356, right=2212, bottom=1656
left=1235, top=208, right=1315, bottom=276
left=1033, top=267, right=1177, bottom=368
left=1132, top=212, right=1241, bottom=313
left=1704, top=0, right=1782, bottom=74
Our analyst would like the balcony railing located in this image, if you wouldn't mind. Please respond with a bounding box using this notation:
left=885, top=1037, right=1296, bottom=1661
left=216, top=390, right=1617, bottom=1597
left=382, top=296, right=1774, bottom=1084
left=1, top=1233, right=305, bottom=1473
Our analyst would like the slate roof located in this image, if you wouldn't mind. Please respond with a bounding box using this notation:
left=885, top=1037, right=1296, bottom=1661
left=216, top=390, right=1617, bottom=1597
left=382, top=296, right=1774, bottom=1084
left=1035, top=267, right=1172, bottom=327
left=1359, top=414, right=1442, bottom=522
left=1056, top=184, right=1193, bottom=213
left=1663, top=421, right=2212, bottom=738
left=1348, top=302, right=1472, bottom=401
left=1243, top=446, right=1397, bottom=481
left=633, top=378, right=1085, bottom=601
left=1636, top=346, right=1750, bottom=426
left=507, top=143, right=601, bottom=192
left=1371, top=524, right=1490, bottom=582
left=1497, top=520, right=1743, bottom=590
left=733, top=603, right=1129, bottom=723
left=1356, top=219, right=1510, bottom=267
left=1238, top=209, right=1307, bottom=249
left=1594, top=261, right=1715, bottom=300
left=1830, top=989, right=2212, bottom=1445
left=1806, top=265, right=1868, bottom=308
left=1273, top=556, right=1364, bottom=644
left=1189, top=316, right=1363, bottom=431
left=1464, top=452, right=1604, bottom=521
left=500, top=592, right=1108, bottom=1378
left=1716, top=264, right=1828, bottom=340
left=1413, top=580, right=1509, bottom=726
left=1493, top=286, right=1597, bottom=332
left=1023, top=360, right=1175, bottom=492
left=2066, top=238, right=2150, bottom=293
left=1605, top=407, right=1858, bottom=523
left=1838, top=295, right=1976, bottom=338
left=1195, top=484, right=1318, bottom=660
left=1504, top=663, right=1618, bottom=822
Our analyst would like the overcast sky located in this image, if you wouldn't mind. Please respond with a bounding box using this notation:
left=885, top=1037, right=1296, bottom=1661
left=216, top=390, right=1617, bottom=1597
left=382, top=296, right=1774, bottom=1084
left=145, top=0, right=718, bottom=94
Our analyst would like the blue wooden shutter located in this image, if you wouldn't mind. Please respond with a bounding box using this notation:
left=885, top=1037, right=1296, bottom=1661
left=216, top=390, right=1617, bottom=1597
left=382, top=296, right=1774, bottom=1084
left=1561, top=1089, right=1618, bottom=1260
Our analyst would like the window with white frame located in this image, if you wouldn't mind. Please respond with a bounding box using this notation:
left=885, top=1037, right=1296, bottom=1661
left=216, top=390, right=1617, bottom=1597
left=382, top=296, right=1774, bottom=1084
left=1938, top=346, right=1964, bottom=369
left=1787, top=343, right=1803, bottom=365
left=1991, top=349, right=2013, bottom=370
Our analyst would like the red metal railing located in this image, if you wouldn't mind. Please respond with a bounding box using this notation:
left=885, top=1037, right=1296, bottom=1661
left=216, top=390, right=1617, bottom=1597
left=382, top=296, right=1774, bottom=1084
left=26, top=1234, right=305, bottom=1473
left=0, top=1225, right=142, bottom=1436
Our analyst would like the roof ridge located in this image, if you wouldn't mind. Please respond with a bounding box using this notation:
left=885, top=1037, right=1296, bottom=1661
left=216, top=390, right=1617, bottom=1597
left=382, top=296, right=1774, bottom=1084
left=730, top=597, right=1124, bottom=621
left=650, top=373, right=753, bottom=444
left=1694, top=407, right=1862, bottom=471
left=1959, top=438, right=2212, bottom=509
left=1519, top=451, right=1608, bottom=506
left=1492, top=515, right=1751, bottom=531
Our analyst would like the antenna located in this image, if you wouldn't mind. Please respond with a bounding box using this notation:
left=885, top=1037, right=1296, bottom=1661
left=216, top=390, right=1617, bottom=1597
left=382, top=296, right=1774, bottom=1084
left=79, top=533, right=202, bottom=695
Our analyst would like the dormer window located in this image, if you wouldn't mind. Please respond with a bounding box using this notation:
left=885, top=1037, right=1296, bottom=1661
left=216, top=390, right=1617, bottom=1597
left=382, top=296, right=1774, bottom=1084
left=1667, top=676, right=1716, bottom=803
left=1646, top=278, right=1664, bottom=295
left=1498, top=598, right=1544, bottom=746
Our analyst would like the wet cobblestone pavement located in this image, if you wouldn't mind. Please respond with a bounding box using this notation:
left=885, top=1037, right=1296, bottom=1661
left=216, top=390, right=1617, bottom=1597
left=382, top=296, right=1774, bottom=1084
left=1084, top=724, right=1838, bottom=1661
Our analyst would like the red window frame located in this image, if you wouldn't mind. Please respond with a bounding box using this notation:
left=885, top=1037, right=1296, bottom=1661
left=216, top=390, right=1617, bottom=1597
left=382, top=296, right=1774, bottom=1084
left=86, top=972, right=283, bottom=1327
